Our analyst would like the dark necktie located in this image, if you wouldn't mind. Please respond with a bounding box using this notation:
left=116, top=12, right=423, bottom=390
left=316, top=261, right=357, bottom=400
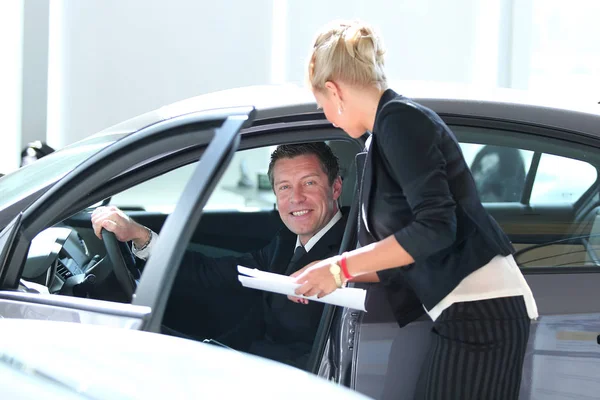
left=263, top=244, right=309, bottom=344
left=266, top=245, right=307, bottom=309
left=285, top=245, right=307, bottom=275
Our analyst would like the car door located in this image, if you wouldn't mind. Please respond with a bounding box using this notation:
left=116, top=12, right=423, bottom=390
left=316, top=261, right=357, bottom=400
left=0, top=107, right=253, bottom=331
left=342, top=114, right=600, bottom=399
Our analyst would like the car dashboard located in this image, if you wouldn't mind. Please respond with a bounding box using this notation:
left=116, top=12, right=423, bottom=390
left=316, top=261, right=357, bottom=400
left=20, top=227, right=107, bottom=297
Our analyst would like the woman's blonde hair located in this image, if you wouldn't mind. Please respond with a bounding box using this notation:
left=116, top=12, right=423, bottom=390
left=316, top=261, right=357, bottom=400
left=308, top=20, right=387, bottom=92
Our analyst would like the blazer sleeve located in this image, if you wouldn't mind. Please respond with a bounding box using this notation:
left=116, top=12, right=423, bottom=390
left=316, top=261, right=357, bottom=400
left=376, top=102, right=457, bottom=261
left=172, top=238, right=277, bottom=295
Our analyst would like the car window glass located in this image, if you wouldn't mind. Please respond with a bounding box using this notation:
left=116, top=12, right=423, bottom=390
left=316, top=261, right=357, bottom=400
left=456, top=129, right=598, bottom=206
left=453, top=125, right=600, bottom=270
left=0, top=138, right=122, bottom=211
left=530, top=153, right=597, bottom=204
left=461, top=143, right=534, bottom=202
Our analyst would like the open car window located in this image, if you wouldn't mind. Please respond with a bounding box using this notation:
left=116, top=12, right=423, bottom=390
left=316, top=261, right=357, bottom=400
left=110, top=147, right=277, bottom=214
left=153, top=138, right=360, bottom=370
left=109, top=139, right=360, bottom=214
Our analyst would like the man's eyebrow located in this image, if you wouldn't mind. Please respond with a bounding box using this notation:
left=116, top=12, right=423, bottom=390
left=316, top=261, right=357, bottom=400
left=300, top=173, right=320, bottom=180
left=274, top=173, right=321, bottom=186
left=274, top=178, right=290, bottom=186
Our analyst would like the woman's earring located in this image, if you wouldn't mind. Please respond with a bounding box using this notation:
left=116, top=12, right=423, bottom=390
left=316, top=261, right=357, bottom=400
left=338, top=106, right=343, bottom=115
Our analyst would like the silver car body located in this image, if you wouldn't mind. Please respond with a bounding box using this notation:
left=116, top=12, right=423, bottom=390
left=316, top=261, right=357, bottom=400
left=1, top=83, right=600, bottom=399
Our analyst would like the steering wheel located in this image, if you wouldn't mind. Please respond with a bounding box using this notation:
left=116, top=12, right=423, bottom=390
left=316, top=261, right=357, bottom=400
left=101, top=229, right=138, bottom=301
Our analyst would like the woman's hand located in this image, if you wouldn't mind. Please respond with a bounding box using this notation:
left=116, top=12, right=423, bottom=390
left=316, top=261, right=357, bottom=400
left=287, top=260, right=320, bottom=304
left=293, top=257, right=341, bottom=299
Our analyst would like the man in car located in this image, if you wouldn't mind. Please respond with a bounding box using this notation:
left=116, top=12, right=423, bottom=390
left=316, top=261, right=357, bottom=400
left=91, top=142, right=346, bottom=369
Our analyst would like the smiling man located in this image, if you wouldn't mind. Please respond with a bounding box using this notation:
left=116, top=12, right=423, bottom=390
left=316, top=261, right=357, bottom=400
left=269, top=143, right=343, bottom=247
left=91, top=142, right=346, bottom=369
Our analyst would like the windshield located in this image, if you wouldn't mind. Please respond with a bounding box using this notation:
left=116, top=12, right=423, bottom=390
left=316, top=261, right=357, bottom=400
left=0, top=133, right=128, bottom=211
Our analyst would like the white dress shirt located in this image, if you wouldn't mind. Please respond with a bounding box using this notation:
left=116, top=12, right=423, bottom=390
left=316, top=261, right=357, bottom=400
left=294, top=210, right=342, bottom=252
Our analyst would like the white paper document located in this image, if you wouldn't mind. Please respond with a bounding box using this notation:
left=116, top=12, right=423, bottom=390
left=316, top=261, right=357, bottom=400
left=237, top=266, right=367, bottom=311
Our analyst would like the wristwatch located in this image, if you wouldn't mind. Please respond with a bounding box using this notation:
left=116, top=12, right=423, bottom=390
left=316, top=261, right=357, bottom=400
left=329, top=263, right=343, bottom=288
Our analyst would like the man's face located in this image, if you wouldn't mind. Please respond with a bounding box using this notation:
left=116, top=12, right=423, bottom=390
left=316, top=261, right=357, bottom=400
left=272, top=154, right=342, bottom=245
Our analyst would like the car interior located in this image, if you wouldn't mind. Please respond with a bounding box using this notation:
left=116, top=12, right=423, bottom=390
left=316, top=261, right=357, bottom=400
left=17, top=134, right=365, bottom=366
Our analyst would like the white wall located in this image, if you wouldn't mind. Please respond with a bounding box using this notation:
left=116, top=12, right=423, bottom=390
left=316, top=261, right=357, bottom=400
left=21, top=0, right=49, bottom=147
left=47, top=0, right=273, bottom=148
left=46, top=0, right=518, bottom=148
left=286, top=0, right=483, bottom=85
left=3, top=0, right=598, bottom=172
left=525, top=0, right=600, bottom=99
left=0, top=1, right=24, bottom=176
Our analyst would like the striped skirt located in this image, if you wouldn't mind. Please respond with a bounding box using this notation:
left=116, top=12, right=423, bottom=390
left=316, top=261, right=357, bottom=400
left=414, top=296, right=531, bottom=400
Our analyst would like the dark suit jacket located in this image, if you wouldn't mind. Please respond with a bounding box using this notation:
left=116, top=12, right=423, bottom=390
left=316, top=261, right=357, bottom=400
left=359, top=89, right=514, bottom=327
left=168, top=215, right=346, bottom=368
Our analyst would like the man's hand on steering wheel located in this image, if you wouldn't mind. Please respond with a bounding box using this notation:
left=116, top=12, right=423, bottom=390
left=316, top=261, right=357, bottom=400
left=91, top=206, right=146, bottom=301
left=91, top=206, right=150, bottom=248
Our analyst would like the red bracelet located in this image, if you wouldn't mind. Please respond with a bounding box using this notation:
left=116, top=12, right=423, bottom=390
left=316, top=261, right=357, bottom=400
left=340, top=252, right=353, bottom=280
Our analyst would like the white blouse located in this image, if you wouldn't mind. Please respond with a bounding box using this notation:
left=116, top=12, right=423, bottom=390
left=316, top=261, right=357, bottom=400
left=426, top=254, right=539, bottom=321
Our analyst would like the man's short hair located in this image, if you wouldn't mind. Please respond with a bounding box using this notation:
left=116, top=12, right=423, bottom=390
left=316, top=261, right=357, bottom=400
left=267, top=142, right=340, bottom=188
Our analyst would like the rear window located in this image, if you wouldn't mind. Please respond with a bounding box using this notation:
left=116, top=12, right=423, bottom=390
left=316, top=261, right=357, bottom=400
left=453, top=125, right=600, bottom=270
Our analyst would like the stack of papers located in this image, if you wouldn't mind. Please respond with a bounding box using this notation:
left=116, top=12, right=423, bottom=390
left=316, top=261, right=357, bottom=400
left=237, top=265, right=367, bottom=311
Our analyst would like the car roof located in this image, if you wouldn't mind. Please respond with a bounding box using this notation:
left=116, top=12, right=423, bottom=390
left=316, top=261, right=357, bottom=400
left=96, top=82, right=600, bottom=139
left=3, top=83, right=598, bottom=229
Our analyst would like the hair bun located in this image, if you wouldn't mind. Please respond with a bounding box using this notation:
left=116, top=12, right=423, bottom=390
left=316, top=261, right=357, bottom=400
left=308, top=20, right=387, bottom=90
left=341, top=23, right=385, bottom=65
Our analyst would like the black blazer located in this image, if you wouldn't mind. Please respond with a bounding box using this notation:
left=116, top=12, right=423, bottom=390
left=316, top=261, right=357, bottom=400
left=171, top=215, right=346, bottom=365
left=359, top=89, right=514, bottom=326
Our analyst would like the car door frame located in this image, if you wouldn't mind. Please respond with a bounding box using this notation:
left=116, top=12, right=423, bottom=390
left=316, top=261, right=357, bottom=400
left=2, top=108, right=369, bottom=380
left=0, top=107, right=255, bottom=329
left=133, top=112, right=250, bottom=331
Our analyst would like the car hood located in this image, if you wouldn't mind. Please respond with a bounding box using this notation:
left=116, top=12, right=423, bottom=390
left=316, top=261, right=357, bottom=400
left=0, top=319, right=370, bottom=400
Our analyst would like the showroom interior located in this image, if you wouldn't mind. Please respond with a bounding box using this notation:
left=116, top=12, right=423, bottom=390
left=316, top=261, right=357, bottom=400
left=1, top=0, right=598, bottom=175
left=1, top=1, right=600, bottom=399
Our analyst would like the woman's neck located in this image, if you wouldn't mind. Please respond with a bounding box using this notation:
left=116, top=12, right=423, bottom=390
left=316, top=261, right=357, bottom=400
left=359, top=86, right=386, bottom=133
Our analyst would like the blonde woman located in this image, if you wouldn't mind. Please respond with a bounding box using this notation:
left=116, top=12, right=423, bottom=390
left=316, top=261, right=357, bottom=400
left=292, top=20, right=538, bottom=399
